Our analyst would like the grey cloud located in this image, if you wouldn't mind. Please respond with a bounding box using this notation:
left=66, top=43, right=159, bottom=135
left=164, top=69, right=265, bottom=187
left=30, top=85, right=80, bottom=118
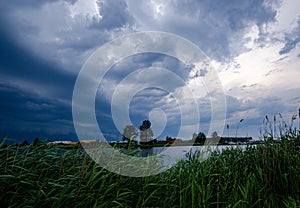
left=0, top=83, right=76, bottom=142
left=1, top=0, right=136, bottom=74
left=127, top=0, right=278, bottom=61
left=225, top=93, right=295, bottom=130
left=1, top=0, right=77, bottom=9
left=0, top=0, right=297, bottom=142
left=279, top=37, right=300, bottom=55
left=56, top=0, right=135, bottom=50
left=279, top=16, right=300, bottom=55
left=3, top=0, right=279, bottom=67
left=0, top=28, right=79, bottom=142
left=90, top=0, right=135, bottom=30
left=52, top=0, right=135, bottom=53
left=0, top=26, right=75, bottom=89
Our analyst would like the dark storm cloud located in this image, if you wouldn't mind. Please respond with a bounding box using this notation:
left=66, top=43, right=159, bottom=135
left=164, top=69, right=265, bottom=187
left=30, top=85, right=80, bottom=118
left=0, top=0, right=77, bottom=10
left=0, top=83, right=76, bottom=143
left=0, top=0, right=138, bottom=76
left=0, top=26, right=75, bottom=99
left=0, top=25, right=77, bottom=142
left=0, top=0, right=138, bottom=143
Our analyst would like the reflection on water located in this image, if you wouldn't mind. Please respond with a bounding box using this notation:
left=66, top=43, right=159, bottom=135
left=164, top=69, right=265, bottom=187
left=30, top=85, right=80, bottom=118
left=140, top=147, right=154, bottom=157
left=140, top=145, right=248, bottom=167
left=83, top=144, right=249, bottom=170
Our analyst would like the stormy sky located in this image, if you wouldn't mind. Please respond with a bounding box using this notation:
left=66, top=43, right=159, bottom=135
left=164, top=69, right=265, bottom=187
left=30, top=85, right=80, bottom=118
left=0, top=0, right=299, bottom=143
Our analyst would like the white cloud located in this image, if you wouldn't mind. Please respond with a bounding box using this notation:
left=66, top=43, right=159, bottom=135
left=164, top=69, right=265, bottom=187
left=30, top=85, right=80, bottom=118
left=69, top=0, right=102, bottom=20
left=272, top=0, right=300, bottom=33
left=218, top=37, right=299, bottom=96
left=216, top=36, right=300, bottom=137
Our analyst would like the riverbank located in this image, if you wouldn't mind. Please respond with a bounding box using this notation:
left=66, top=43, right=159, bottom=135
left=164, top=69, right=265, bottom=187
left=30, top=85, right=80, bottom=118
left=1, top=133, right=300, bottom=207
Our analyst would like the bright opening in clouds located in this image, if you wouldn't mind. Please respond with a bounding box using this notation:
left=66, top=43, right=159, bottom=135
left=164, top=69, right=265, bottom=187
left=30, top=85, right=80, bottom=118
left=0, top=0, right=299, bottom=143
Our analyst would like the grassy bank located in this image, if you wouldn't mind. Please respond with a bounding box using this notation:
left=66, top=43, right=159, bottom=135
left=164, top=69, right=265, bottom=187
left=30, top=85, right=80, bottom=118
left=1, top=134, right=299, bottom=207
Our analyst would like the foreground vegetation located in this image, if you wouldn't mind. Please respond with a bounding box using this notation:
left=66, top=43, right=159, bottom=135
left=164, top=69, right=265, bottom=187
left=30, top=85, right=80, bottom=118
left=0, top=138, right=299, bottom=207
left=1, top=112, right=300, bottom=207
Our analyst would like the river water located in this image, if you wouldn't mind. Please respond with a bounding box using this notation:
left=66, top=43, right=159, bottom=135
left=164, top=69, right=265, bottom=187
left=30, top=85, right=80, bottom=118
left=138, top=145, right=248, bottom=167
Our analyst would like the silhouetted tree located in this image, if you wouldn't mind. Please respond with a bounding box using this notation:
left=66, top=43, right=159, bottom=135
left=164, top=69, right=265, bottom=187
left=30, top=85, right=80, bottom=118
left=21, top=140, right=29, bottom=146
left=211, top=131, right=218, bottom=138
left=122, top=125, right=138, bottom=143
left=195, top=132, right=206, bottom=143
left=139, top=120, right=151, bottom=130
left=32, top=137, right=40, bottom=146
left=192, top=133, right=197, bottom=141
left=166, top=136, right=176, bottom=143
left=139, top=120, right=153, bottom=143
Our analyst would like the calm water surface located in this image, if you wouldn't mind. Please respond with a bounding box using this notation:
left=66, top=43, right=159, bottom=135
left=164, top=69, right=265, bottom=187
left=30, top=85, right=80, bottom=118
left=140, top=145, right=249, bottom=167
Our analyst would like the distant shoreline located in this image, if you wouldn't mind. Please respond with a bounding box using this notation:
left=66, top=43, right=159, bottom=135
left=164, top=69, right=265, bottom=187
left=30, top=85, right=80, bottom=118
left=1, top=136, right=269, bottom=149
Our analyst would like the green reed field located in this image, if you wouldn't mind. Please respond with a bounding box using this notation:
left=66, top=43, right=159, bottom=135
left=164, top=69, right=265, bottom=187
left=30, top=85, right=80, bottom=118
left=1, top=113, right=300, bottom=207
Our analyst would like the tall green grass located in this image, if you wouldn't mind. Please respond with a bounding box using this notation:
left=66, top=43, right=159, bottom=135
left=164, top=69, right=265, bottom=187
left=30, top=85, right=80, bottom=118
left=1, top=113, right=300, bottom=207
left=1, top=137, right=299, bottom=207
